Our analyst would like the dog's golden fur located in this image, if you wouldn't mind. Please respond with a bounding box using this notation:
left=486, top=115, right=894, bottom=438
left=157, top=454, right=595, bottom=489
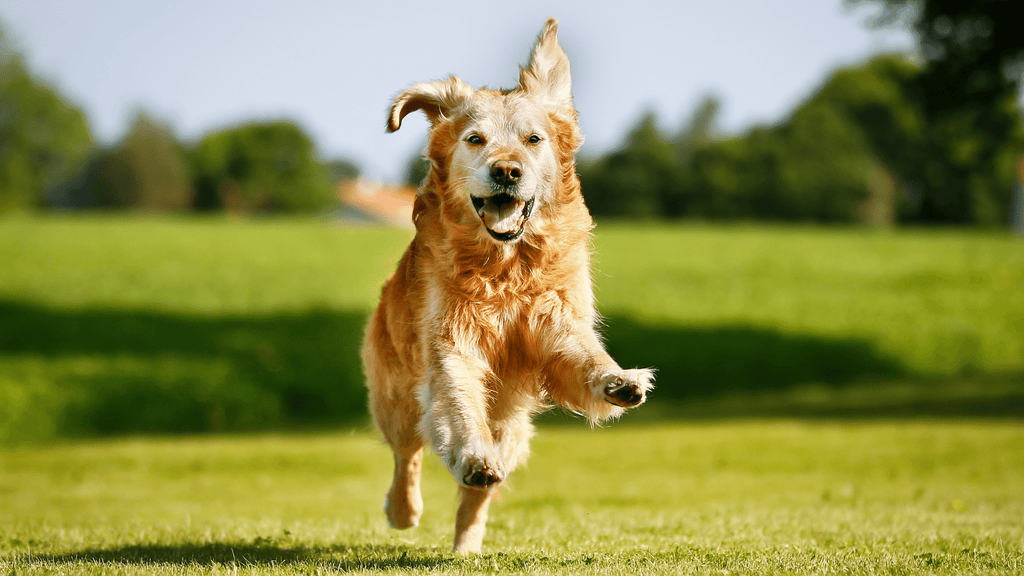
left=362, top=18, right=654, bottom=554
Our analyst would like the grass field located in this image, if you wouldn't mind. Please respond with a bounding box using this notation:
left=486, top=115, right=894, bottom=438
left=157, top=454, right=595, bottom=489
left=2, top=216, right=1023, bottom=441
left=2, top=422, right=1023, bottom=574
left=2, top=216, right=1023, bottom=573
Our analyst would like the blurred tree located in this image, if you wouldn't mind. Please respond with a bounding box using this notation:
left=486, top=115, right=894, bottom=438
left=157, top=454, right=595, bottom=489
left=674, top=95, right=721, bottom=164
left=660, top=56, right=920, bottom=223
left=325, top=158, right=360, bottom=184
left=0, top=26, right=94, bottom=212
left=581, top=1, right=1024, bottom=227
left=579, top=111, right=673, bottom=218
left=190, top=121, right=335, bottom=213
left=664, top=95, right=721, bottom=216
left=777, top=56, right=925, bottom=223
left=850, top=0, right=1024, bottom=224
left=403, top=146, right=430, bottom=188
left=51, top=112, right=192, bottom=210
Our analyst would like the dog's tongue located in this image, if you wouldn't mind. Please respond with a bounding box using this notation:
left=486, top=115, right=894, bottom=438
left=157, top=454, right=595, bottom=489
left=479, top=198, right=525, bottom=234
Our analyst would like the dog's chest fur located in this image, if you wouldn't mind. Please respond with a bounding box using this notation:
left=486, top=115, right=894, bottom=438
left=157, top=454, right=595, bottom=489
left=413, top=226, right=591, bottom=387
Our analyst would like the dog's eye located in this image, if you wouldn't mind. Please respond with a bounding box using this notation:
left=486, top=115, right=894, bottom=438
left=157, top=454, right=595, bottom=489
left=466, top=134, right=484, bottom=145
left=527, top=134, right=542, bottom=144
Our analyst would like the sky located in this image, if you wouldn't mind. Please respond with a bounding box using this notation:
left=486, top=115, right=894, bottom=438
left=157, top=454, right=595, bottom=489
left=0, top=0, right=915, bottom=181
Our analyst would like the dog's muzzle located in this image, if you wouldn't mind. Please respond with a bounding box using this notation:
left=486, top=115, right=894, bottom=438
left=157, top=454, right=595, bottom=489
left=470, top=193, right=535, bottom=242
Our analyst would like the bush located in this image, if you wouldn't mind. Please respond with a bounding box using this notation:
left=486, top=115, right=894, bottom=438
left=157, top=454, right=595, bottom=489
left=190, top=121, right=335, bottom=213
left=0, top=28, right=94, bottom=212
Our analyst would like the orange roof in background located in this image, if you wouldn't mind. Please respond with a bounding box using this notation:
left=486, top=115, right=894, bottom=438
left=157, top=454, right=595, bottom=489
left=336, top=178, right=416, bottom=228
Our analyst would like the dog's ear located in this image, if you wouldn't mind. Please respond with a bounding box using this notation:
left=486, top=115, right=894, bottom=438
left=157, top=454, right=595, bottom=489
left=519, top=18, right=573, bottom=114
left=387, top=77, right=474, bottom=133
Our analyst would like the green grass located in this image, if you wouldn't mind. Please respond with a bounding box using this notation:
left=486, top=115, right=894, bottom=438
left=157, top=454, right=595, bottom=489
left=2, top=216, right=1024, bottom=441
left=593, top=223, right=1024, bottom=377
left=0, top=216, right=412, bottom=442
left=2, top=216, right=1023, bottom=573
left=2, top=421, right=1023, bottom=574
left=0, top=215, right=408, bottom=312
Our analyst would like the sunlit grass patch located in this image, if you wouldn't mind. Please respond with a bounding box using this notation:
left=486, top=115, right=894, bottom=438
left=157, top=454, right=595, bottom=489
left=2, top=421, right=1023, bottom=574
left=1, top=217, right=1022, bottom=442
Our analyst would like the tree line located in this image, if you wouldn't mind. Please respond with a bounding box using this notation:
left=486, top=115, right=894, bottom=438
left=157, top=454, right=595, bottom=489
left=5, top=0, right=1024, bottom=224
left=578, top=55, right=1020, bottom=226
left=1, top=25, right=356, bottom=215
left=576, top=0, right=1024, bottom=226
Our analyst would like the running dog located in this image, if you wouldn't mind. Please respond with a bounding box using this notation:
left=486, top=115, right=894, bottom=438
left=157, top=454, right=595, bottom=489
left=362, top=18, right=654, bottom=554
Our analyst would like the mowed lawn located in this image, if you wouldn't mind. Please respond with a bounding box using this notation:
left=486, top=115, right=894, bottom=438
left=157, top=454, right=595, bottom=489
left=1, top=216, right=1023, bottom=441
left=1, top=217, right=1023, bottom=573
left=2, top=422, right=1024, bottom=574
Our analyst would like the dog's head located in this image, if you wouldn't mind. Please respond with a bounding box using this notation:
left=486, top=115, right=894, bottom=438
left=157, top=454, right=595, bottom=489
left=387, top=19, right=581, bottom=243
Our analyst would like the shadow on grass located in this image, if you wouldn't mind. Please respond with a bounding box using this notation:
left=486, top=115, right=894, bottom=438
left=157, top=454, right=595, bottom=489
left=602, top=316, right=909, bottom=399
left=599, top=316, right=1024, bottom=419
left=0, top=299, right=370, bottom=438
left=21, top=540, right=1016, bottom=573
left=27, top=542, right=459, bottom=571
left=3, top=299, right=1021, bottom=440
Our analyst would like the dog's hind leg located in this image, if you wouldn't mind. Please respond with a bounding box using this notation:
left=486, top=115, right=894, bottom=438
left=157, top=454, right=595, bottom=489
left=364, top=306, right=426, bottom=529
left=370, top=375, right=424, bottom=529
left=453, top=485, right=495, bottom=554
left=373, top=389, right=425, bottom=528
left=385, top=444, right=425, bottom=529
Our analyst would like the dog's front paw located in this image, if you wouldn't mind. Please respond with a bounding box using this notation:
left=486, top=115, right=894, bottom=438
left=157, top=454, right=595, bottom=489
left=451, top=439, right=506, bottom=490
left=601, top=369, right=654, bottom=408
left=462, top=462, right=503, bottom=488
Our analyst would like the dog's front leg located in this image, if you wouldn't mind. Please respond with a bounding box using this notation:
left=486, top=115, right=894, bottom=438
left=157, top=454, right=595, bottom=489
left=419, top=346, right=507, bottom=491
left=453, top=485, right=495, bottom=554
left=542, top=325, right=654, bottom=422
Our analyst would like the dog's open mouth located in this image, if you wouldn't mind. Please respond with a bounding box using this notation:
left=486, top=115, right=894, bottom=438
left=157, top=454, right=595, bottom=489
left=470, top=193, right=535, bottom=242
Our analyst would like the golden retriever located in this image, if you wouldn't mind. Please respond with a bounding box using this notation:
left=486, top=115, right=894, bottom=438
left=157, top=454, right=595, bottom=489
left=362, top=18, right=654, bottom=554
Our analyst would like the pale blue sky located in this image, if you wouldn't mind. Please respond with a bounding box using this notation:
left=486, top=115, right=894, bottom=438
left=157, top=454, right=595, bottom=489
left=0, top=0, right=914, bottom=180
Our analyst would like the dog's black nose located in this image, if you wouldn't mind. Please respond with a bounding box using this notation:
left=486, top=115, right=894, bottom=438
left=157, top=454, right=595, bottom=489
left=490, top=161, right=522, bottom=187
